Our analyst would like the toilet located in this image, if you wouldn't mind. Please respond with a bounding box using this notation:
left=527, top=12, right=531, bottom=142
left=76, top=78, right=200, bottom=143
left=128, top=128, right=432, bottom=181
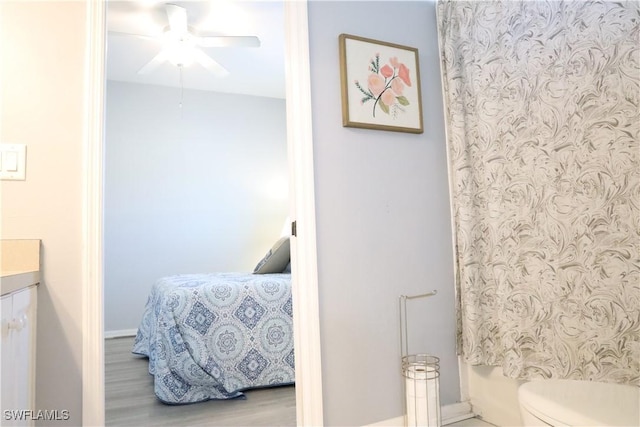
left=518, top=379, right=639, bottom=426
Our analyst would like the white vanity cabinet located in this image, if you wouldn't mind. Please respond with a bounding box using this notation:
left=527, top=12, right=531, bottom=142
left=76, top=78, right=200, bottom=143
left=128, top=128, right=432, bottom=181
left=1, top=240, right=40, bottom=427
left=2, top=286, right=37, bottom=426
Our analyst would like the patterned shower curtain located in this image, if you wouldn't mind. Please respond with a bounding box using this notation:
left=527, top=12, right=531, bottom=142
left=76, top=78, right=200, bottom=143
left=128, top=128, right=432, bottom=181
left=437, top=0, right=639, bottom=385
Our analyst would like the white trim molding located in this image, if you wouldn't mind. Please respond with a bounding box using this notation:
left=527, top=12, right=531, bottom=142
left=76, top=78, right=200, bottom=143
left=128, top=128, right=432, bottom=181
left=441, top=401, right=475, bottom=425
left=364, top=401, right=474, bottom=427
left=82, top=0, right=106, bottom=426
left=284, top=1, right=324, bottom=426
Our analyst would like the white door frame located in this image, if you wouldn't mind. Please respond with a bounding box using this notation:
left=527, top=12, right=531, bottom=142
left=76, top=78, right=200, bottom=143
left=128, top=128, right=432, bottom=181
left=81, top=1, right=323, bottom=426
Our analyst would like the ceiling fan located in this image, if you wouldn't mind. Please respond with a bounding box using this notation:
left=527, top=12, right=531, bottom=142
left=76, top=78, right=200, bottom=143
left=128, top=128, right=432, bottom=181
left=111, top=3, right=260, bottom=77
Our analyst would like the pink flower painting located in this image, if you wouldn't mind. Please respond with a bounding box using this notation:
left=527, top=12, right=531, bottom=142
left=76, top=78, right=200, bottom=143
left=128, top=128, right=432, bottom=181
left=355, top=54, right=412, bottom=118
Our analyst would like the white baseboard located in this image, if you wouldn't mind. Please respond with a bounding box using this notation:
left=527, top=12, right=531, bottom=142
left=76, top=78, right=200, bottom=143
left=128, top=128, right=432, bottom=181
left=365, top=401, right=474, bottom=426
left=365, top=415, right=405, bottom=426
left=441, top=401, right=475, bottom=424
left=104, top=329, right=138, bottom=339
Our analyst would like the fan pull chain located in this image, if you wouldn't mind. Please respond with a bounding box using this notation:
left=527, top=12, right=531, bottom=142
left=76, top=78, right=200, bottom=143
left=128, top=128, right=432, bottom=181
left=179, top=65, right=184, bottom=112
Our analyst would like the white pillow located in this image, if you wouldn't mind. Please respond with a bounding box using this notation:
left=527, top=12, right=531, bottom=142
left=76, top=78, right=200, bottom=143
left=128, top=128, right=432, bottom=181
left=253, top=237, right=290, bottom=274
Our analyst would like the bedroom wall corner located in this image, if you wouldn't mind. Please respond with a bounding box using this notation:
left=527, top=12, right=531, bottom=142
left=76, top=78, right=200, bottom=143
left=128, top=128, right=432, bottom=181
left=104, top=82, right=289, bottom=333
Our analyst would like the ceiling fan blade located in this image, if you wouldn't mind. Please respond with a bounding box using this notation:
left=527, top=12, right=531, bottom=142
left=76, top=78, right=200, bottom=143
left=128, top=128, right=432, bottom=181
left=138, top=50, right=168, bottom=74
left=195, top=35, right=261, bottom=48
left=166, top=4, right=188, bottom=34
left=108, top=31, right=160, bottom=43
left=192, top=49, right=229, bottom=77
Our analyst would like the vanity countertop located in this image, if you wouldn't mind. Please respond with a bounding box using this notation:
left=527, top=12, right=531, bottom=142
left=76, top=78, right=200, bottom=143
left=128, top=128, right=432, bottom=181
left=1, top=270, right=40, bottom=296
left=1, top=239, right=41, bottom=296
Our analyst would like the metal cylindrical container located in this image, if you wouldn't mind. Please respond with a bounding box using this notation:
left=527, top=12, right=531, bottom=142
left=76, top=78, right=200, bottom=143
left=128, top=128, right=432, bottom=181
left=402, top=354, right=441, bottom=427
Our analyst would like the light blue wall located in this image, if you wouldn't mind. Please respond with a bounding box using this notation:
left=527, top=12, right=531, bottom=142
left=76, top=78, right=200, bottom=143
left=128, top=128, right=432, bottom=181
left=307, top=1, right=460, bottom=424
left=104, top=81, right=288, bottom=332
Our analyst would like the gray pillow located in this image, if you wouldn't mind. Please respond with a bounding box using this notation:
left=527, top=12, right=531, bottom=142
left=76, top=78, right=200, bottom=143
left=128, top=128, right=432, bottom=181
left=253, top=237, right=290, bottom=274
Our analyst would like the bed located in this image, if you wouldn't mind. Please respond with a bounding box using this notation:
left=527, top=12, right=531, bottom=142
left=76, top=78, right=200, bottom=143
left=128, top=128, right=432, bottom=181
left=133, top=272, right=294, bottom=404
left=132, top=237, right=295, bottom=404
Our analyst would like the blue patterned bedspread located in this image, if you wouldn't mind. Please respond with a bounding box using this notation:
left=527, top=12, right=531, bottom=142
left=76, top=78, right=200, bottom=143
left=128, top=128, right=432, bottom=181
left=132, top=272, right=294, bottom=404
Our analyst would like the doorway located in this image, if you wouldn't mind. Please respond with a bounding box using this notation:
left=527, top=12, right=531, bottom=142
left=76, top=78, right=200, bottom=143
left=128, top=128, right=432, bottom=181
left=82, top=1, right=322, bottom=425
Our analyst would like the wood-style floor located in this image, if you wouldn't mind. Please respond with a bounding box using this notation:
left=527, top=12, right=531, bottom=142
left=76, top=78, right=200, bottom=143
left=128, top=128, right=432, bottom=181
left=105, top=336, right=296, bottom=426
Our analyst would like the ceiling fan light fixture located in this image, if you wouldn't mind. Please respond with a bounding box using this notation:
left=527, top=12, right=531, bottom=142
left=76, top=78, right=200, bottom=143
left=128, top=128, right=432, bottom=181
left=130, top=4, right=252, bottom=76
left=164, top=40, right=197, bottom=67
left=162, top=26, right=193, bottom=43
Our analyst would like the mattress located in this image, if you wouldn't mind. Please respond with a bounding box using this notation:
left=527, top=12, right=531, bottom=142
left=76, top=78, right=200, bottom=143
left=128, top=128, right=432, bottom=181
left=132, top=272, right=294, bottom=404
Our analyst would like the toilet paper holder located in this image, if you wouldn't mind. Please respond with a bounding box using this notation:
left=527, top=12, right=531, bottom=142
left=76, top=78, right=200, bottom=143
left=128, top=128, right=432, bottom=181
left=399, top=291, right=441, bottom=427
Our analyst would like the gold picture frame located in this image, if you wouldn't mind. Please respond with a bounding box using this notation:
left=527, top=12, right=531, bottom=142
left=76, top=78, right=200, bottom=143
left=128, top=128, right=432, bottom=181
left=339, top=34, right=423, bottom=134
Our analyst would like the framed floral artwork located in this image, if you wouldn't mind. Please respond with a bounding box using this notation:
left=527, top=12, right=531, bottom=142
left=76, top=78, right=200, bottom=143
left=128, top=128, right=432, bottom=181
left=339, top=34, right=423, bottom=134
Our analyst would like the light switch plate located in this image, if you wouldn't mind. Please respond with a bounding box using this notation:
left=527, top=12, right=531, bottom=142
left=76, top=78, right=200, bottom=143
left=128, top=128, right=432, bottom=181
left=0, top=144, right=26, bottom=180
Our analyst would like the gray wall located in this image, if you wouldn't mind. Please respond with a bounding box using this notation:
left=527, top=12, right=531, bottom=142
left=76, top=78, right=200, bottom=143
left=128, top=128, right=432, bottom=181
left=105, top=81, right=288, bottom=332
left=307, top=1, right=460, bottom=425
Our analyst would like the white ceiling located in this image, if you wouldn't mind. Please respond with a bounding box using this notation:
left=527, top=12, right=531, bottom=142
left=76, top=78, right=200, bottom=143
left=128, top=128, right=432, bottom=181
left=107, top=1, right=286, bottom=99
